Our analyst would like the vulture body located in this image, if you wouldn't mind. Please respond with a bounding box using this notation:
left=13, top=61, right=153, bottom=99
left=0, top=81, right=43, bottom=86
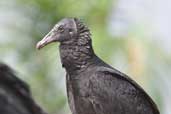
left=37, top=18, right=160, bottom=114
left=0, top=63, right=47, bottom=114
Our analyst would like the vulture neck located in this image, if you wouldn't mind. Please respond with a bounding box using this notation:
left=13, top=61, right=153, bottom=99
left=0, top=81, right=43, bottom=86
left=59, top=39, right=95, bottom=75
left=59, top=19, right=97, bottom=75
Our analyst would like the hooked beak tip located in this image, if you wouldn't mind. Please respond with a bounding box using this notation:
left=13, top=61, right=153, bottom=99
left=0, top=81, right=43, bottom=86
left=36, top=39, right=47, bottom=50
left=36, top=41, right=43, bottom=50
left=36, top=36, right=57, bottom=50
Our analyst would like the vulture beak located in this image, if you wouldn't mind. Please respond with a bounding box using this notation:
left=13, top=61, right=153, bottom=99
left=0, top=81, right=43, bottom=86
left=36, top=30, right=57, bottom=50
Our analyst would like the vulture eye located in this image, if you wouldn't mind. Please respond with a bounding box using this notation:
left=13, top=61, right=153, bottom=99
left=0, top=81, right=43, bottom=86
left=58, top=25, right=64, bottom=33
left=69, top=29, right=73, bottom=33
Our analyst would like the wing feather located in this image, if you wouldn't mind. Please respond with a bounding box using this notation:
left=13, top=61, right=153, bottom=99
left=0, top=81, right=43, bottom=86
left=88, top=66, right=160, bottom=114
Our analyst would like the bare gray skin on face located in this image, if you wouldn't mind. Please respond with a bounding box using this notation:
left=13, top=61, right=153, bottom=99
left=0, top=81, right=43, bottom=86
left=36, top=18, right=77, bottom=49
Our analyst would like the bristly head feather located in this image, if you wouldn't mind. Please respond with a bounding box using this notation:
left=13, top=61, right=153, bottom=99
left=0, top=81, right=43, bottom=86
left=74, top=18, right=91, bottom=45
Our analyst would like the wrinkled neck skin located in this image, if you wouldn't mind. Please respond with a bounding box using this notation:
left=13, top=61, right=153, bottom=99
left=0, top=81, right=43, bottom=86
left=59, top=38, right=95, bottom=75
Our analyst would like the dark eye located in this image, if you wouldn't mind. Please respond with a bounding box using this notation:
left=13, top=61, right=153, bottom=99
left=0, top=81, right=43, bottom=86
left=69, top=29, right=73, bottom=33
left=58, top=25, right=64, bottom=32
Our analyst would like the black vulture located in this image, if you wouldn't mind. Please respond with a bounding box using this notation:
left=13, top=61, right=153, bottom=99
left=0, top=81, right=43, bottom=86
left=37, top=18, right=160, bottom=114
left=0, top=63, right=47, bottom=114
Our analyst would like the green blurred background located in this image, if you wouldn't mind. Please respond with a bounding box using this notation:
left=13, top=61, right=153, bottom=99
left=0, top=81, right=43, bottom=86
left=0, top=0, right=171, bottom=114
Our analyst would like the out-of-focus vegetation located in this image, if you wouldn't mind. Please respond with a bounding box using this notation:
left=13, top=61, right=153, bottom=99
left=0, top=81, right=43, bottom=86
left=0, top=0, right=171, bottom=114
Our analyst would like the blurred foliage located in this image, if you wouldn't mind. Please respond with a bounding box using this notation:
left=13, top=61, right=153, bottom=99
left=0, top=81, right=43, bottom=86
left=0, top=0, right=171, bottom=114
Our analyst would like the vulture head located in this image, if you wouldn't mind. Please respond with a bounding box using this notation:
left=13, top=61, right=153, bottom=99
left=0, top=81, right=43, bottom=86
left=36, top=18, right=91, bottom=49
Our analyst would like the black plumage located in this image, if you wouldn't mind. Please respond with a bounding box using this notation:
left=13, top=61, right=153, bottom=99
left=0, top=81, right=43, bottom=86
left=37, top=18, right=160, bottom=114
left=0, top=63, right=47, bottom=114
